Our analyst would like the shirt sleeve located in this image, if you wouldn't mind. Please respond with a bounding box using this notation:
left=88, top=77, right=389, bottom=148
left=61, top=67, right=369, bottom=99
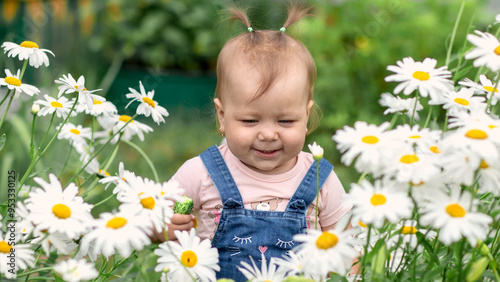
left=169, top=156, right=206, bottom=211
left=318, top=171, right=352, bottom=228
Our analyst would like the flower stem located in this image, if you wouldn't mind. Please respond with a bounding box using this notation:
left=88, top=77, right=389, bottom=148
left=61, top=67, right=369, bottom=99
left=315, top=159, right=320, bottom=229
left=58, top=144, right=73, bottom=178
left=445, top=0, right=465, bottom=68
left=0, top=88, right=11, bottom=107
left=30, top=113, right=37, bottom=160
left=0, top=89, right=15, bottom=131
left=409, top=94, right=419, bottom=126
left=67, top=114, right=137, bottom=185
left=122, top=139, right=159, bottom=182
left=18, top=97, right=78, bottom=190
left=423, top=105, right=433, bottom=129
left=19, top=60, right=28, bottom=80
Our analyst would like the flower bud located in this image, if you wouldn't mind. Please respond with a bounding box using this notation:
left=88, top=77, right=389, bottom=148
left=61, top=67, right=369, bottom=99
left=465, top=256, right=489, bottom=282
left=476, top=239, right=491, bottom=256
left=308, top=142, right=324, bottom=161
left=31, top=103, right=40, bottom=115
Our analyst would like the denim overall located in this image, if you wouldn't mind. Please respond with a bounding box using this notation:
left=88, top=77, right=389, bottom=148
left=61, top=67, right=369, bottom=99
left=200, top=146, right=333, bottom=281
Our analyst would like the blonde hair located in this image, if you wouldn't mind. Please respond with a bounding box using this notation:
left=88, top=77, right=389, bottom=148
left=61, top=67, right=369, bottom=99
left=215, top=3, right=322, bottom=133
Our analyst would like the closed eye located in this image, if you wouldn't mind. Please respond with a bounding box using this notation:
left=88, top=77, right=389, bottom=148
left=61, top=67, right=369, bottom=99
left=233, top=236, right=252, bottom=244
left=278, top=120, right=294, bottom=124
left=276, top=238, right=294, bottom=248
left=241, top=120, right=258, bottom=124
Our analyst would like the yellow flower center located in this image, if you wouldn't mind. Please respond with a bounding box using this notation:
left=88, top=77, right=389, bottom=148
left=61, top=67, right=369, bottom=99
left=180, top=250, right=198, bottom=267
left=70, top=128, right=81, bottom=135
left=429, top=146, right=441, bottom=154
left=489, top=124, right=497, bottom=129
left=5, top=76, right=21, bottom=86
left=370, top=194, right=386, bottom=206
left=99, top=169, right=110, bottom=176
left=74, top=85, right=87, bottom=91
left=20, top=41, right=39, bottom=48
left=408, top=135, right=421, bottom=139
left=50, top=101, right=63, bottom=108
left=0, top=241, right=12, bottom=253
left=361, top=135, right=379, bottom=144
left=400, top=154, right=419, bottom=164
left=140, top=196, right=156, bottom=209
left=465, top=129, right=488, bottom=139
left=358, top=221, right=367, bottom=228
left=106, top=217, right=127, bottom=229
left=484, top=86, right=499, bottom=93
left=494, top=45, right=500, bottom=56
left=411, top=181, right=425, bottom=186
left=453, top=98, right=469, bottom=106
left=412, top=71, right=430, bottom=81
left=316, top=231, right=339, bottom=250
left=480, top=160, right=489, bottom=169
left=446, top=203, right=466, bottom=218
left=401, top=226, right=418, bottom=234
left=52, top=203, right=71, bottom=219
left=142, top=97, right=155, bottom=108
left=119, top=115, right=134, bottom=123
left=94, top=99, right=102, bottom=105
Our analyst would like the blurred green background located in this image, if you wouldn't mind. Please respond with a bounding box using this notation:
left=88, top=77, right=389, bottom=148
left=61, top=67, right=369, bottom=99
left=0, top=0, right=498, bottom=207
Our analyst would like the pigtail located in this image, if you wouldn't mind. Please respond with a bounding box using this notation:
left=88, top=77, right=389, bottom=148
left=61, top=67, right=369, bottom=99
left=282, top=2, right=314, bottom=30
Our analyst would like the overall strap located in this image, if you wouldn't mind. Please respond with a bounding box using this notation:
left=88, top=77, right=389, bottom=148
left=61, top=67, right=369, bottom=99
left=286, top=158, right=333, bottom=213
left=200, top=145, right=244, bottom=209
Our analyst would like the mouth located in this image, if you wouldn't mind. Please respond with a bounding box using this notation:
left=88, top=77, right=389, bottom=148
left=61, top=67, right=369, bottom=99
left=253, top=148, right=280, bottom=158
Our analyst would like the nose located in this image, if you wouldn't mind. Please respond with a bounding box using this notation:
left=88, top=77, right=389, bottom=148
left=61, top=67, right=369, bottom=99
left=257, top=125, right=278, bottom=141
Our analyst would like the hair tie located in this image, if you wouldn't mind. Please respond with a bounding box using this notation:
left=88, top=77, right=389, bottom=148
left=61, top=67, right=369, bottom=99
left=279, top=27, right=286, bottom=32
left=247, top=27, right=254, bottom=32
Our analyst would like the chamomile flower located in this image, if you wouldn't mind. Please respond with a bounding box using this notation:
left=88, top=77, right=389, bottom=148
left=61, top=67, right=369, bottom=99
left=31, top=229, right=78, bottom=256
left=237, top=254, right=288, bottom=282
left=308, top=141, right=324, bottom=160
left=442, top=120, right=500, bottom=164
left=118, top=174, right=175, bottom=233
left=78, top=209, right=151, bottom=261
left=54, top=259, right=98, bottom=282
left=77, top=99, right=117, bottom=116
left=98, top=162, right=134, bottom=191
left=0, top=230, right=35, bottom=279
left=440, top=147, right=481, bottom=186
left=155, top=228, right=220, bottom=282
left=273, top=250, right=305, bottom=277
left=0, top=69, right=40, bottom=96
left=293, top=221, right=359, bottom=277
left=495, top=14, right=500, bottom=25
left=126, top=81, right=169, bottom=125
left=333, top=121, right=395, bottom=176
left=26, top=174, right=94, bottom=239
left=384, top=143, right=441, bottom=184
left=388, top=124, right=441, bottom=150
left=348, top=179, right=413, bottom=228
left=465, top=30, right=500, bottom=72
left=378, top=93, right=423, bottom=120
left=35, top=94, right=77, bottom=118
left=97, top=114, right=153, bottom=143
left=420, top=188, right=492, bottom=246
left=2, top=40, right=54, bottom=68
left=429, top=87, right=486, bottom=115
left=57, top=122, right=91, bottom=147
left=477, top=158, right=500, bottom=196
left=386, top=220, right=436, bottom=251
left=459, top=75, right=500, bottom=105
left=385, top=57, right=453, bottom=102
left=55, top=73, right=104, bottom=110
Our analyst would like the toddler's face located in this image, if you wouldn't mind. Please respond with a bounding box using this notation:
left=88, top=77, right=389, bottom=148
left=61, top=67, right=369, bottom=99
left=215, top=63, right=313, bottom=175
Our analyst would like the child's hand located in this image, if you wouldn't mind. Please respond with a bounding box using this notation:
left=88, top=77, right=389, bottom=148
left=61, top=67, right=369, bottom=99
left=149, top=214, right=196, bottom=243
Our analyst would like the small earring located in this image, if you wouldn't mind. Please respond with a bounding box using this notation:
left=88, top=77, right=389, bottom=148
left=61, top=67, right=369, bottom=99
left=218, top=127, right=225, bottom=137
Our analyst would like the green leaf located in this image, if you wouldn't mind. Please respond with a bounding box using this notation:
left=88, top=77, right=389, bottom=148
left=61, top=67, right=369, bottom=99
left=53, top=272, right=65, bottom=282
left=0, top=133, right=5, bottom=151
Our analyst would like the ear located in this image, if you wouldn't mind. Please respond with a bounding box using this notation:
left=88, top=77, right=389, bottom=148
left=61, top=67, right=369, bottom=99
left=214, top=98, right=225, bottom=131
left=306, top=100, right=314, bottom=116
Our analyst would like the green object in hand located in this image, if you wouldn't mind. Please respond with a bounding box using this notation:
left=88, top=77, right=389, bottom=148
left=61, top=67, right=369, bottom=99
left=173, top=195, right=193, bottom=214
